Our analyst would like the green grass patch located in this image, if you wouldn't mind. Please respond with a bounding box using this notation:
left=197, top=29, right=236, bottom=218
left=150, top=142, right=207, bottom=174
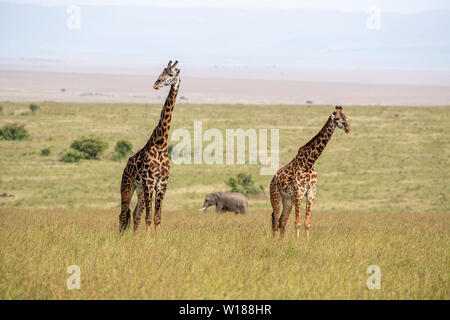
left=0, top=102, right=448, bottom=213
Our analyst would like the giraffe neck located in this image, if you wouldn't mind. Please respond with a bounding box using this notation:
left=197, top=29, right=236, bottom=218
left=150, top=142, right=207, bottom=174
left=147, top=79, right=180, bottom=150
left=294, top=116, right=335, bottom=170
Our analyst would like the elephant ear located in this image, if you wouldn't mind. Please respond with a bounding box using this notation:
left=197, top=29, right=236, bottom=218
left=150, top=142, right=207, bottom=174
left=211, top=193, right=220, bottom=203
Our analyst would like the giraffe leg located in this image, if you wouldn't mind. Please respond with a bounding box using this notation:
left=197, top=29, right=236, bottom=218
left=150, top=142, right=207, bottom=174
left=279, top=197, right=293, bottom=242
left=270, top=180, right=281, bottom=238
left=305, top=185, right=316, bottom=238
left=294, top=196, right=303, bottom=239
left=142, top=181, right=155, bottom=234
left=132, top=189, right=145, bottom=233
left=119, top=174, right=135, bottom=234
left=154, top=177, right=168, bottom=234
left=144, top=186, right=154, bottom=234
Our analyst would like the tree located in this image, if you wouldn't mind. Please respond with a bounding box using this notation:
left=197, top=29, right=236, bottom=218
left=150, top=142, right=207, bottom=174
left=114, top=139, right=133, bottom=159
left=0, top=123, right=30, bottom=141
left=70, top=136, right=108, bottom=159
left=225, top=172, right=264, bottom=196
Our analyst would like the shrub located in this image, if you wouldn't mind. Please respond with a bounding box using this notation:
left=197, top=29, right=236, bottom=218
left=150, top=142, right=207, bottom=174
left=61, top=150, right=83, bottom=163
left=114, top=139, right=133, bottom=159
left=225, top=172, right=264, bottom=196
left=29, top=103, right=40, bottom=113
left=41, top=148, right=51, bottom=156
left=0, top=123, right=30, bottom=141
left=0, top=105, right=3, bottom=113
left=70, top=136, right=108, bottom=159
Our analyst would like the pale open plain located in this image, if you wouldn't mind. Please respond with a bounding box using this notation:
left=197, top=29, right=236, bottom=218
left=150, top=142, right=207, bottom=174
left=2, top=69, right=450, bottom=106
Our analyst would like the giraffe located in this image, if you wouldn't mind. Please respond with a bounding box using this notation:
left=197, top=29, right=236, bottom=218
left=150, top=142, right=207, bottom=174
left=119, top=60, right=180, bottom=234
left=270, top=106, right=350, bottom=240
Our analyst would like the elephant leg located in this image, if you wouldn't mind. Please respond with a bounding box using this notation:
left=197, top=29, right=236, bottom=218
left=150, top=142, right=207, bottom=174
left=215, top=203, right=223, bottom=213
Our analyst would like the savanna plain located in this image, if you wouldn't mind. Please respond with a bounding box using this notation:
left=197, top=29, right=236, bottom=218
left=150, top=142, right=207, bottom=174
left=0, top=102, right=449, bottom=299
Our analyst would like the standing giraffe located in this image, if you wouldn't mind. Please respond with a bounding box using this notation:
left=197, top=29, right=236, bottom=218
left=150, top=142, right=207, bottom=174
left=270, top=106, right=350, bottom=240
left=119, top=60, right=180, bottom=234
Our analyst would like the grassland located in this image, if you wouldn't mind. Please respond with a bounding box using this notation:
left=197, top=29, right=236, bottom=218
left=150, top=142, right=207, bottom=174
left=0, top=102, right=449, bottom=299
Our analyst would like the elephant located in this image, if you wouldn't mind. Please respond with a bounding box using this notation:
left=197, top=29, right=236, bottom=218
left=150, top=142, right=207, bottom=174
left=200, top=192, right=248, bottom=214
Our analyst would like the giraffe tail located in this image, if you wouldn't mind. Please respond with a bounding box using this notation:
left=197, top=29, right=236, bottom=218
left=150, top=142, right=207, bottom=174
left=271, top=212, right=275, bottom=230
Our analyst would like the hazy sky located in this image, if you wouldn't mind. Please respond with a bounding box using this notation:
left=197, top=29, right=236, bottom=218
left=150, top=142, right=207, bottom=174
left=1, top=0, right=449, bottom=73
left=4, top=0, right=450, bottom=13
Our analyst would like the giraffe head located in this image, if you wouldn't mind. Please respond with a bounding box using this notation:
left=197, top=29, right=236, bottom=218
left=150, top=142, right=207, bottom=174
left=153, top=60, right=180, bottom=90
left=331, top=106, right=351, bottom=133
